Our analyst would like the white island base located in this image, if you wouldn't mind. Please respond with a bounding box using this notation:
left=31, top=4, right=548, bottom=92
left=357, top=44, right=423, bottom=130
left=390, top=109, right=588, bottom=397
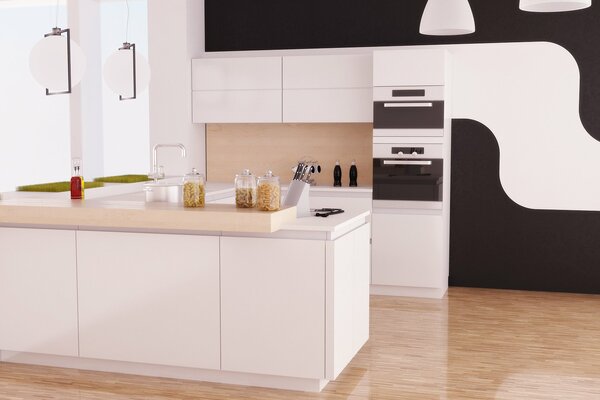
left=0, top=194, right=370, bottom=393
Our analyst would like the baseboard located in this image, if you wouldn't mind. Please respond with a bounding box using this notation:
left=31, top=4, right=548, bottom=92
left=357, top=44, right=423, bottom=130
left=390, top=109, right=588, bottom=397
left=370, top=284, right=447, bottom=299
left=0, top=351, right=329, bottom=392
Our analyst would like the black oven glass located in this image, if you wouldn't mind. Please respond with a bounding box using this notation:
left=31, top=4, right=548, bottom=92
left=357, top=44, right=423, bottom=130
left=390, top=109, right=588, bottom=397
left=372, top=158, right=443, bottom=202
left=373, top=101, right=444, bottom=129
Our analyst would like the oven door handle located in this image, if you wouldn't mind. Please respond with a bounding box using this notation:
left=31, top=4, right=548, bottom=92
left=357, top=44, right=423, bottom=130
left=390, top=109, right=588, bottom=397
left=383, top=160, right=432, bottom=166
left=383, top=102, right=433, bottom=108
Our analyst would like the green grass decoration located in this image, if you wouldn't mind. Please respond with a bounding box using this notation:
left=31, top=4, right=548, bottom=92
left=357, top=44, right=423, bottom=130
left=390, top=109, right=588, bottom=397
left=17, top=181, right=105, bottom=192
left=93, top=174, right=151, bottom=183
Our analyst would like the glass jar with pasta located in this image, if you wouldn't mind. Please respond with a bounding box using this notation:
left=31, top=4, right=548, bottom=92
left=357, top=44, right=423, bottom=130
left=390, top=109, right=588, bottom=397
left=234, top=169, right=257, bottom=208
left=183, top=168, right=205, bottom=208
left=257, top=170, right=280, bottom=211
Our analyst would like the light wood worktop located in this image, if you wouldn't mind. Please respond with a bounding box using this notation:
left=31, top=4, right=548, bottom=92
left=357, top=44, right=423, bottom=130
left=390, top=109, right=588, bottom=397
left=0, top=197, right=297, bottom=233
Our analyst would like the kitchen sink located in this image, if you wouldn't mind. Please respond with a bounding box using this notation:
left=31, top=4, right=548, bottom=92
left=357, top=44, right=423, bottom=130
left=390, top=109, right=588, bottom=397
left=143, top=181, right=183, bottom=203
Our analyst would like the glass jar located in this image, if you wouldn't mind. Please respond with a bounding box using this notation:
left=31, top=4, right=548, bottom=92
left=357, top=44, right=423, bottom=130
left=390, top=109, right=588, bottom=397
left=183, top=168, right=205, bottom=208
left=257, top=171, right=280, bottom=211
left=235, top=169, right=257, bottom=208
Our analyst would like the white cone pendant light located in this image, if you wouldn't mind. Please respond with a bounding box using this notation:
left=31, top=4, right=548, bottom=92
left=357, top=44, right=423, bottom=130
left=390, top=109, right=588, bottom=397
left=420, top=0, right=475, bottom=36
left=29, top=28, right=86, bottom=94
left=519, top=0, right=591, bottom=12
left=103, top=43, right=151, bottom=100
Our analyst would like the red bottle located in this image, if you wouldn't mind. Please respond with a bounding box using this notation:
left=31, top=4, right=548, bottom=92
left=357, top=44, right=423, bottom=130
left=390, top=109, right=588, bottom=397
left=70, top=159, right=84, bottom=199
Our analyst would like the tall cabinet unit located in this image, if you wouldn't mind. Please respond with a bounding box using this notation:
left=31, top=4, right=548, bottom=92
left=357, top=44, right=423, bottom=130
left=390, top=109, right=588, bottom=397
left=192, top=57, right=283, bottom=123
left=370, top=49, right=451, bottom=299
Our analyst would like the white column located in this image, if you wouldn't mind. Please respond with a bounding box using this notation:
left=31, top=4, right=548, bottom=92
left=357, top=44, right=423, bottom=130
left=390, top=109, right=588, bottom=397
left=147, top=0, right=205, bottom=177
left=68, top=0, right=104, bottom=179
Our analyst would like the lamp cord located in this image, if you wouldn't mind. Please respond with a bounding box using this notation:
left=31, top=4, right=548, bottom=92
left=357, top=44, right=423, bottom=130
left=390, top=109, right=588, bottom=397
left=54, top=0, right=59, bottom=27
left=125, top=0, right=130, bottom=43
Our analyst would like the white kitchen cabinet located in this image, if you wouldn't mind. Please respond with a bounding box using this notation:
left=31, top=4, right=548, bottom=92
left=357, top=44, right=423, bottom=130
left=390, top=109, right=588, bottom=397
left=192, top=57, right=283, bottom=123
left=371, top=212, right=445, bottom=289
left=283, top=88, right=372, bottom=123
left=192, top=57, right=282, bottom=91
left=283, top=54, right=373, bottom=123
left=220, top=237, right=326, bottom=379
left=0, top=227, right=78, bottom=357
left=325, top=223, right=370, bottom=379
left=283, top=54, right=372, bottom=89
left=77, top=231, right=220, bottom=369
left=192, top=90, right=282, bottom=123
left=373, top=49, right=447, bottom=87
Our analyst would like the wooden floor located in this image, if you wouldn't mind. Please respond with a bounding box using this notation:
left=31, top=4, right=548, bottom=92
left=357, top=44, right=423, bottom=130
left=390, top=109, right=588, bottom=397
left=2, top=287, right=600, bottom=399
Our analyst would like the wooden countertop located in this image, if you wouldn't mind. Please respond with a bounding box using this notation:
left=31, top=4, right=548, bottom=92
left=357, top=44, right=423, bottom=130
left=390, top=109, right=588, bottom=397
left=0, top=197, right=296, bottom=233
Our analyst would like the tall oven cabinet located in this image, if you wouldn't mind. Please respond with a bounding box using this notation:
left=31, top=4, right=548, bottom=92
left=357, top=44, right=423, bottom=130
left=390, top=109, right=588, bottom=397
left=370, top=48, right=451, bottom=299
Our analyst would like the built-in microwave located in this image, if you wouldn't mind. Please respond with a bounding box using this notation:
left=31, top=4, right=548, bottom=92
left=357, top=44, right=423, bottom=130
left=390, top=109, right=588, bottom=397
left=373, top=86, right=445, bottom=137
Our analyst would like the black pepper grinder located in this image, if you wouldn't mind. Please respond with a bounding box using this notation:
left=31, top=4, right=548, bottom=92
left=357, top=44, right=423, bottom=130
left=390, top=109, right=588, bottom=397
left=349, top=160, right=358, bottom=187
left=333, top=160, right=342, bottom=187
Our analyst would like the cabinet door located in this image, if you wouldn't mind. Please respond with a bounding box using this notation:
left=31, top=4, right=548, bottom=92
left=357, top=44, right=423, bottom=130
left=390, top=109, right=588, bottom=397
left=283, top=88, right=373, bottom=123
left=77, top=231, right=220, bottom=369
left=373, top=49, right=447, bottom=87
left=282, top=54, right=373, bottom=123
left=193, top=90, right=282, bottom=123
left=192, top=57, right=282, bottom=91
left=283, top=54, right=372, bottom=89
left=372, top=212, right=445, bottom=288
left=220, top=237, right=325, bottom=379
left=0, top=228, right=78, bottom=356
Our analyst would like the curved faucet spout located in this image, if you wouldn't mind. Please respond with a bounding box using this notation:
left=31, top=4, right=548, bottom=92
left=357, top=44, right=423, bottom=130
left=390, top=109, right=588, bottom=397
left=150, top=143, right=187, bottom=181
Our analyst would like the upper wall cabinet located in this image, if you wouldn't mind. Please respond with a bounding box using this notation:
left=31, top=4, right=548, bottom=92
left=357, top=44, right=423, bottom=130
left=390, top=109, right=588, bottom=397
left=283, top=54, right=373, bottom=123
left=373, top=49, right=447, bottom=87
left=193, top=57, right=282, bottom=90
left=192, top=57, right=282, bottom=123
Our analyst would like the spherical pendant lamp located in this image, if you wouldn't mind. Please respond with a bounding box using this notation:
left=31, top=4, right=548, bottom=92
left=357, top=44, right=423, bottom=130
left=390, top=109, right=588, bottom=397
left=420, top=0, right=475, bottom=36
left=29, top=29, right=86, bottom=95
left=519, top=0, right=591, bottom=12
left=103, top=43, right=151, bottom=100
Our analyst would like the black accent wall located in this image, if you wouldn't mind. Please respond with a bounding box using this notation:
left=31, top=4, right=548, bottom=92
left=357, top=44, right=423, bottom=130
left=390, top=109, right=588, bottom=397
left=450, top=120, right=600, bottom=294
left=204, top=1, right=600, bottom=293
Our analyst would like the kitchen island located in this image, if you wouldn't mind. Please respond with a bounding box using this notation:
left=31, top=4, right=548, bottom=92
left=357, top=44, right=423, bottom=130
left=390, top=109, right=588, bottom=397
left=0, top=183, right=370, bottom=392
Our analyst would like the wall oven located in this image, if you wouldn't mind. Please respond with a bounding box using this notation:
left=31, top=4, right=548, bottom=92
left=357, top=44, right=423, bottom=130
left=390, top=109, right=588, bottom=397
left=373, top=86, right=445, bottom=137
left=372, top=142, right=443, bottom=210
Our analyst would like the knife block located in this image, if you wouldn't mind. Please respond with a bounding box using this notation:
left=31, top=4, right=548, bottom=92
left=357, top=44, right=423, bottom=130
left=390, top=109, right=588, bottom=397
left=283, top=180, right=310, bottom=218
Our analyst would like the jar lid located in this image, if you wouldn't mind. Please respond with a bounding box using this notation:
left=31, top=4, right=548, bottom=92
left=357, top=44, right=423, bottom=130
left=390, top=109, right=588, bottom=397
left=236, top=169, right=255, bottom=177
left=185, top=167, right=202, bottom=177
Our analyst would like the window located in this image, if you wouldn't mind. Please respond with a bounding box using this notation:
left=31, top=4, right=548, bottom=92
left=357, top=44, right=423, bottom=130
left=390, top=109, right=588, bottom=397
left=0, top=0, right=149, bottom=193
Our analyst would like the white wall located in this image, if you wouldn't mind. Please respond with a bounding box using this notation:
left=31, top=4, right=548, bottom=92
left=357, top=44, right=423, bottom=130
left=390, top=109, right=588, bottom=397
left=147, top=0, right=205, bottom=177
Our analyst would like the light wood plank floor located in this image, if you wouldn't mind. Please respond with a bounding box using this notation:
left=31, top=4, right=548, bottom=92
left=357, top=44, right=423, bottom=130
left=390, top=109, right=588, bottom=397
left=1, top=287, right=600, bottom=399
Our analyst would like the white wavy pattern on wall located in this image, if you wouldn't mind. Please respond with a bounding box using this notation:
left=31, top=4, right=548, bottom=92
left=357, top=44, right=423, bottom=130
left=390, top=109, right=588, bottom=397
left=447, top=42, right=600, bottom=211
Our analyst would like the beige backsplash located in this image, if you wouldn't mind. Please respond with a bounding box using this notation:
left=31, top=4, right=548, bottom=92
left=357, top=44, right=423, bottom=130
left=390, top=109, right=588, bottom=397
left=207, top=123, right=373, bottom=186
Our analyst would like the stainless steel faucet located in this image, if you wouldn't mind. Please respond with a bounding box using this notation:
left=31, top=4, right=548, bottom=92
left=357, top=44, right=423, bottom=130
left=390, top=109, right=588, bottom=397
left=150, top=143, right=187, bottom=181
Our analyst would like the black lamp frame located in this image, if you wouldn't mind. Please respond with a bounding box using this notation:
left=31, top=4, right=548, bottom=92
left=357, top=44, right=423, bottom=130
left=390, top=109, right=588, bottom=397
left=118, top=42, right=137, bottom=101
left=44, top=27, right=72, bottom=96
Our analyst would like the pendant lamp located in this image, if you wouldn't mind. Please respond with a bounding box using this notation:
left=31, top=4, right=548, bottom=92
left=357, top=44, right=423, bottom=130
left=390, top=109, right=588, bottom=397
left=420, top=0, right=475, bottom=36
left=29, top=2, right=86, bottom=95
left=103, top=0, right=151, bottom=100
left=519, top=0, right=591, bottom=12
